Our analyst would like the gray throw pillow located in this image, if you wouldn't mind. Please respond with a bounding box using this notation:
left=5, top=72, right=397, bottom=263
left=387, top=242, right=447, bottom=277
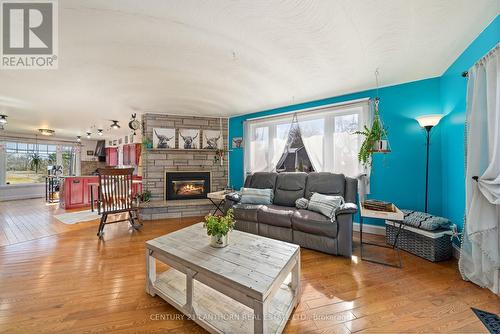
left=295, top=197, right=309, bottom=209
left=239, top=187, right=273, bottom=205
left=308, top=193, right=344, bottom=219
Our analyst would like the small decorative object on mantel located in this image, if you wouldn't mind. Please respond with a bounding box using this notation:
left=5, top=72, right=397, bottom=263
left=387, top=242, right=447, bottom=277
left=142, top=137, right=153, bottom=149
left=354, top=69, right=391, bottom=167
left=203, top=209, right=235, bottom=248
left=213, top=148, right=229, bottom=166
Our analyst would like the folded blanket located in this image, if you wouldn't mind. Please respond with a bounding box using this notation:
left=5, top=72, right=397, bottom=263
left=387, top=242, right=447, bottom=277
left=398, top=210, right=451, bottom=231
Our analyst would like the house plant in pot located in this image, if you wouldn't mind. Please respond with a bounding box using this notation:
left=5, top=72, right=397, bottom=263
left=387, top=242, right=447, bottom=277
left=203, top=209, right=234, bottom=248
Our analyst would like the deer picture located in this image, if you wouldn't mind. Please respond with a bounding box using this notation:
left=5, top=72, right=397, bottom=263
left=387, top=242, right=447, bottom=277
left=154, top=129, right=174, bottom=148
left=179, top=130, right=199, bottom=149
left=204, top=132, right=221, bottom=149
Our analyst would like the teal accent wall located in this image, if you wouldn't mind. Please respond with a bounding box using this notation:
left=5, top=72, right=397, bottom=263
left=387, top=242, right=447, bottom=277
left=229, top=77, right=444, bottom=223
left=228, top=15, right=499, bottom=227
left=440, top=15, right=499, bottom=230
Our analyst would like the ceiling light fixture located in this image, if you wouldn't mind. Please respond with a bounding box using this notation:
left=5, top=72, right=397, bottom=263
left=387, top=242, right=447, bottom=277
left=38, top=128, right=55, bottom=136
left=86, top=131, right=91, bottom=139
left=97, top=129, right=103, bottom=136
left=110, top=120, right=120, bottom=129
left=0, top=115, right=7, bottom=125
left=76, top=136, right=81, bottom=142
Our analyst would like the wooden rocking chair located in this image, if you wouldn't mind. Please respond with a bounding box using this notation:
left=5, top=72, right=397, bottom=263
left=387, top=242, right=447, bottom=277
left=96, top=168, right=142, bottom=237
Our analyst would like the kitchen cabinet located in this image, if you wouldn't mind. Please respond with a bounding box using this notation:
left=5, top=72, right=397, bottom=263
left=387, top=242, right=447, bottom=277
left=122, top=144, right=141, bottom=166
left=59, top=176, right=142, bottom=210
left=106, top=147, right=118, bottom=166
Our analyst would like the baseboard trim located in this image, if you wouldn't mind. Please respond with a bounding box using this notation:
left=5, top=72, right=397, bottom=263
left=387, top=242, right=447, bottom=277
left=353, top=222, right=385, bottom=235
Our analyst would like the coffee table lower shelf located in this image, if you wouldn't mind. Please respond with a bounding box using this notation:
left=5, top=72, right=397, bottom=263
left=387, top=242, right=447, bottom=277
left=151, top=269, right=294, bottom=334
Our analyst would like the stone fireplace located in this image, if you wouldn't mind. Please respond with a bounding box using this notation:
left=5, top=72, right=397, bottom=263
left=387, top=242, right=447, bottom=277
left=165, top=171, right=211, bottom=200
left=139, top=113, right=228, bottom=220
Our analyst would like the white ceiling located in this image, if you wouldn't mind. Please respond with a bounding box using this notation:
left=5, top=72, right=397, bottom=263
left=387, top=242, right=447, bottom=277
left=0, top=0, right=497, bottom=139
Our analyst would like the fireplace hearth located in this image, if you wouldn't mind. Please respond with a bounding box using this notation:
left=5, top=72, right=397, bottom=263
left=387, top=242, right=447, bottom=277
left=165, top=171, right=211, bottom=200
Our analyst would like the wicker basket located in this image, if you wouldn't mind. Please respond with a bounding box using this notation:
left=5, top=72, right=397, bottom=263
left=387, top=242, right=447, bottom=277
left=385, top=221, right=452, bottom=262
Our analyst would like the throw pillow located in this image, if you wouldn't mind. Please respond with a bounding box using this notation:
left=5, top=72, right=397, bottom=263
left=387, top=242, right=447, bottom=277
left=295, top=197, right=309, bottom=209
left=308, top=193, right=344, bottom=219
left=400, top=210, right=452, bottom=231
left=239, top=187, right=273, bottom=205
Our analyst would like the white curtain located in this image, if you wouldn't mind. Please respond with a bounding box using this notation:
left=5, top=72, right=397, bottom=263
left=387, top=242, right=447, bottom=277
left=244, top=101, right=371, bottom=194
left=244, top=116, right=292, bottom=176
left=459, top=44, right=500, bottom=294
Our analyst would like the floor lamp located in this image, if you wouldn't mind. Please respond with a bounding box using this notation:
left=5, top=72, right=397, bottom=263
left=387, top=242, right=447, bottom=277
left=416, top=115, right=443, bottom=213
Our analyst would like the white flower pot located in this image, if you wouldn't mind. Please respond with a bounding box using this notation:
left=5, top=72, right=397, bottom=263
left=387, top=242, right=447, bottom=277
left=210, top=234, right=229, bottom=248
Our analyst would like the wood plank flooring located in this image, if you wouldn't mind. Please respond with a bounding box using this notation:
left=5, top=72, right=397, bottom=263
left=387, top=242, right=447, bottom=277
left=0, top=199, right=498, bottom=333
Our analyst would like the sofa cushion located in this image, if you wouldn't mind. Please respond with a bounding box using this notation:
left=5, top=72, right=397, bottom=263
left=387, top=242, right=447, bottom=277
left=257, top=204, right=295, bottom=228
left=292, top=209, right=338, bottom=238
left=248, top=172, right=277, bottom=189
left=233, top=204, right=263, bottom=222
left=273, top=172, right=307, bottom=207
left=305, top=172, right=345, bottom=199
left=239, top=188, right=273, bottom=205
left=307, top=193, right=344, bottom=219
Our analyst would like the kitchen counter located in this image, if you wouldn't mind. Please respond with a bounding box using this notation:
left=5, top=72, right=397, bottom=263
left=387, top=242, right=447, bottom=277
left=59, top=175, right=142, bottom=210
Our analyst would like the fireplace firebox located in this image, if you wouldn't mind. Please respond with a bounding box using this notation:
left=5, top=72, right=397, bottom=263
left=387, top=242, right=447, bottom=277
left=165, top=171, right=211, bottom=200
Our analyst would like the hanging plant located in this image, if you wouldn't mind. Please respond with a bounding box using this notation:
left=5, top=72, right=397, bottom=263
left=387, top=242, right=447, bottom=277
left=29, top=153, right=42, bottom=173
left=354, top=98, right=390, bottom=168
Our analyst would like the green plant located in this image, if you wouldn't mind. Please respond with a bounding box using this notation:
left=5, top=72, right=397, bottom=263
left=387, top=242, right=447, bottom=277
left=142, top=137, right=153, bottom=149
left=213, top=148, right=228, bottom=163
left=135, top=190, right=152, bottom=202
left=203, top=209, right=235, bottom=237
left=29, top=153, right=42, bottom=173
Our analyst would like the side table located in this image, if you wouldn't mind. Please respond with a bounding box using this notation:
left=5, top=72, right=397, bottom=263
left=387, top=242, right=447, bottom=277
left=360, top=202, right=405, bottom=268
left=207, top=190, right=228, bottom=215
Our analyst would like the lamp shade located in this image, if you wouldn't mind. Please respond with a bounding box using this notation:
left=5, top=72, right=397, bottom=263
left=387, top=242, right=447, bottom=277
left=416, top=114, right=443, bottom=128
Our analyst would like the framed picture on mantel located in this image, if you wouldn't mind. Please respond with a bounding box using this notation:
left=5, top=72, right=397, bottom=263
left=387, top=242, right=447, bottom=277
left=153, top=128, right=175, bottom=149
left=178, top=129, right=200, bottom=149
left=203, top=130, right=222, bottom=150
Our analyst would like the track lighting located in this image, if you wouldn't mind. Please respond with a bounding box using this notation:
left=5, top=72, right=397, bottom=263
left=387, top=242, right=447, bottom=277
left=110, top=120, right=120, bottom=129
left=76, top=136, right=81, bottom=142
left=97, top=129, right=103, bottom=136
left=0, top=115, right=7, bottom=125
left=86, top=131, right=91, bottom=139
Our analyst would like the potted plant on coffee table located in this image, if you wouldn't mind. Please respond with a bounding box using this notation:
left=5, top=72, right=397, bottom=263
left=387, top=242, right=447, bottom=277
left=203, top=209, right=234, bottom=248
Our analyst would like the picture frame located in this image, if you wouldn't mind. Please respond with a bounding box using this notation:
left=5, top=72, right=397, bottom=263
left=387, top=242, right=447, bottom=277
left=232, top=137, right=243, bottom=148
left=178, top=129, right=200, bottom=149
left=153, top=128, right=176, bottom=149
left=86, top=150, right=94, bottom=156
left=203, top=130, right=222, bottom=149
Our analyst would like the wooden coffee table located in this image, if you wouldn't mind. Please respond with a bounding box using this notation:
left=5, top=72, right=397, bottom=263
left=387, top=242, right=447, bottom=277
left=145, top=223, right=301, bottom=334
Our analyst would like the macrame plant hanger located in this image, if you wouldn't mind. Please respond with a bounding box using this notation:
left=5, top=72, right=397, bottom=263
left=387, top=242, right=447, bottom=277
left=369, top=69, right=391, bottom=153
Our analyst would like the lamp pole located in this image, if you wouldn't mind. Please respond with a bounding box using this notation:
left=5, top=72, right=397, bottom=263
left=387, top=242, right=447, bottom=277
left=424, top=125, right=432, bottom=213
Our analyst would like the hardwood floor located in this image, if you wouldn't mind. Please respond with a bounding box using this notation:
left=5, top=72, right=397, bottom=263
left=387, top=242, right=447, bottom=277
left=0, top=199, right=498, bottom=333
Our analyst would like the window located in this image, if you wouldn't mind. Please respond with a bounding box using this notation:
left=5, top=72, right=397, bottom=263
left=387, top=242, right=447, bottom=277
left=5, top=142, right=57, bottom=184
left=3, top=141, right=77, bottom=184
left=60, top=145, right=75, bottom=176
left=244, top=100, right=369, bottom=178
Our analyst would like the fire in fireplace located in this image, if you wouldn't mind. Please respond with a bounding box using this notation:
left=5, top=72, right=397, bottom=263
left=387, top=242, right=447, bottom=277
left=165, top=171, right=210, bottom=200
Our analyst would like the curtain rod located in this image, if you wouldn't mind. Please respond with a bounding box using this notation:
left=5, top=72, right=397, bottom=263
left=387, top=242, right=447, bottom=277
left=462, top=43, right=499, bottom=78
left=244, top=97, right=370, bottom=123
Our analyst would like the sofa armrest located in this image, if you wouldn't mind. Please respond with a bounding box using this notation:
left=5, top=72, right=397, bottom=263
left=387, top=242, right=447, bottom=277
left=225, top=192, right=241, bottom=203
left=335, top=202, right=358, bottom=217
left=223, top=192, right=241, bottom=213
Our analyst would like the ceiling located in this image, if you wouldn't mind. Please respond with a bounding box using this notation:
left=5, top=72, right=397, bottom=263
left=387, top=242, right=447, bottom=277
left=0, top=0, right=497, bottom=139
